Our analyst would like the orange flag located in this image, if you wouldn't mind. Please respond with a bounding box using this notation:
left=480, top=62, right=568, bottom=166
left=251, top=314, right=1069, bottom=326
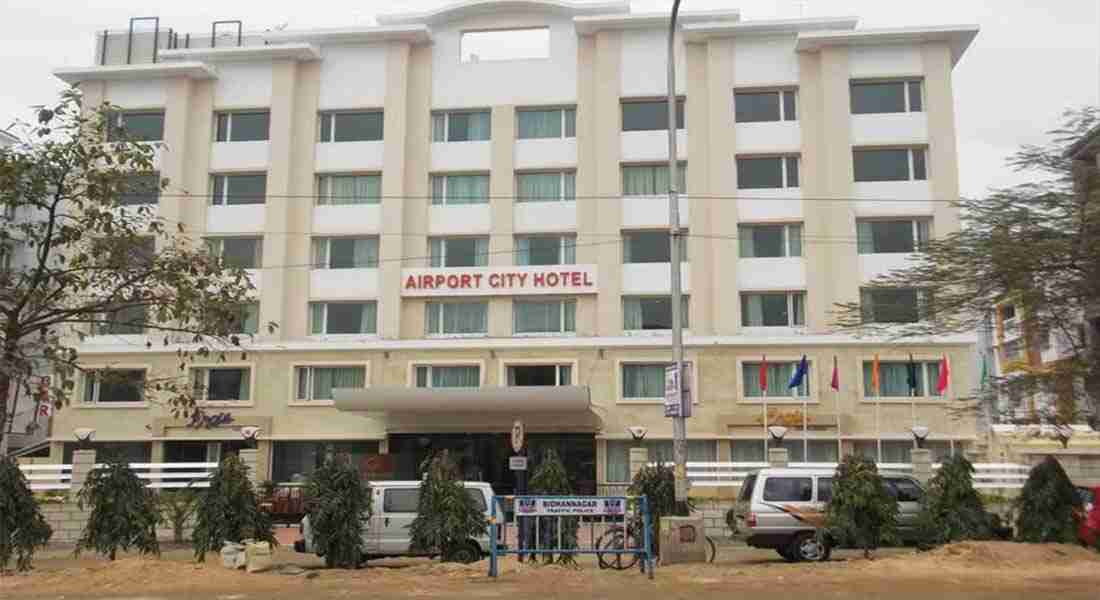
left=871, top=354, right=881, bottom=395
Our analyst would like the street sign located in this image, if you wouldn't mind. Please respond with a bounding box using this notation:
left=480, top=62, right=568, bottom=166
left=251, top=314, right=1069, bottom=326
left=664, top=362, right=693, bottom=418
left=509, top=456, right=528, bottom=471
left=515, top=497, right=625, bottom=516
left=511, top=419, right=525, bottom=453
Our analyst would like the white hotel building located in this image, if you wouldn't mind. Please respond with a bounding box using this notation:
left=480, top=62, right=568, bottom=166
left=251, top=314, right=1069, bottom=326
left=48, top=1, right=979, bottom=494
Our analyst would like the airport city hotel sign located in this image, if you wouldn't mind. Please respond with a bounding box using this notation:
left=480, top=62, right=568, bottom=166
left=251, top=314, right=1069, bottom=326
left=401, top=265, right=597, bottom=296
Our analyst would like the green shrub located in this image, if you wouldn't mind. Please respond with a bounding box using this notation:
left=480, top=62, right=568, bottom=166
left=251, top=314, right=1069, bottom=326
left=1015, top=456, right=1081, bottom=543
left=915, top=454, right=992, bottom=547
left=408, top=451, right=486, bottom=562
left=305, top=455, right=372, bottom=569
left=629, top=464, right=693, bottom=555
left=528, top=448, right=577, bottom=565
left=825, top=455, right=898, bottom=558
left=75, top=457, right=160, bottom=560
left=157, top=490, right=198, bottom=544
left=190, top=455, right=276, bottom=562
left=0, top=458, right=53, bottom=571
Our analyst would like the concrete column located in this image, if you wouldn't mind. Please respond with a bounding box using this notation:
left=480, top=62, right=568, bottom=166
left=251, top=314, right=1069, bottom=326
left=911, top=448, right=933, bottom=485
left=629, top=446, right=649, bottom=481
left=239, top=448, right=260, bottom=489
left=69, top=449, right=97, bottom=500
left=768, top=447, right=790, bottom=468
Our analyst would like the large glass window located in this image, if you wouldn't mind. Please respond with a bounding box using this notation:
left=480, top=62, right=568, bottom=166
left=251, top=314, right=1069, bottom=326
left=853, top=148, right=927, bottom=182
left=215, top=111, right=270, bottom=142
left=429, top=237, right=489, bottom=267
left=860, top=288, right=924, bottom=323
left=621, top=99, right=685, bottom=131
left=431, top=174, right=490, bottom=205
left=605, top=439, right=715, bottom=483
left=310, top=302, right=378, bottom=335
left=516, top=108, right=576, bottom=139
left=431, top=111, right=491, bottom=142
left=414, top=365, right=480, bottom=388
left=211, top=174, right=266, bottom=205
left=83, top=369, right=146, bottom=404
left=622, top=164, right=687, bottom=196
left=319, top=111, right=383, bottom=142
left=741, top=292, right=806, bottom=327
left=738, top=224, right=802, bottom=258
left=515, top=235, right=575, bottom=266
left=742, top=361, right=810, bottom=398
left=425, top=302, right=488, bottom=335
left=316, top=174, right=381, bottom=205
left=312, top=237, right=379, bottom=269
left=506, top=364, right=572, bottom=386
left=737, top=156, right=800, bottom=189
left=513, top=299, right=576, bottom=334
left=118, top=173, right=161, bottom=206
left=763, top=477, right=812, bottom=502
left=862, top=360, right=943, bottom=397
left=622, top=230, right=688, bottom=263
left=516, top=172, right=575, bottom=202
left=621, top=364, right=667, bottom=400
left=850, top=80, right=923, bottom=114
left=622, top=296, right=690, bottom=331
left=108, top=110, right=165, bottom=142
left=193, top=367, right=251, bottom=402
left=207, top=237, right=263, bottom=269
left=272, top=441, right=379, bottom=483
left=857, top=219, right=931, bottom=254
left=734, top=90, right=797, bottom=123
left=295, top=366, right=367, bottom=401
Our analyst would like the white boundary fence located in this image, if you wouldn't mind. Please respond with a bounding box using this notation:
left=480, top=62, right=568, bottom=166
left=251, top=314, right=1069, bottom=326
left=21, top=462, right=218, bottom=491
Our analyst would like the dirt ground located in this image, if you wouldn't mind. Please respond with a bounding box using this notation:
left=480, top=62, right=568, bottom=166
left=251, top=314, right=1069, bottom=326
left=2, top=541, right=1099, bottom=600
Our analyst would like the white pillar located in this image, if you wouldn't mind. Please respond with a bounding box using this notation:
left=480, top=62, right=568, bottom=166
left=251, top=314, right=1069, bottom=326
left=911, top=448, right=933, bottom=485
left=768, top=447, right=789, bottom=469
left=69, top=449, right=97, bottom=500
left=629, top=447, right=650, bottom=482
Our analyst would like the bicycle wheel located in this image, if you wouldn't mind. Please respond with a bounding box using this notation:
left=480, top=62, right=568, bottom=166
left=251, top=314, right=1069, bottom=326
left=706, top=536, right=717, bottom=563
left=594, top=527, right=622, bottom=570
left=597, top=528, right=640, bottom=570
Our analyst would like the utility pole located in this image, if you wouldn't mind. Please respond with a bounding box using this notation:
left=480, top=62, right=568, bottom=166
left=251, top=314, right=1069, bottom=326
left=667, top=0, right=689, bottom=512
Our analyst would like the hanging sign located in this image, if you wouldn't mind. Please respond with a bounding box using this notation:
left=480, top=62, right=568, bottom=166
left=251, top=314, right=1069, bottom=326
left=515, top=497, right=626, bottom=517
left=509, top=456, right=528, bottom=471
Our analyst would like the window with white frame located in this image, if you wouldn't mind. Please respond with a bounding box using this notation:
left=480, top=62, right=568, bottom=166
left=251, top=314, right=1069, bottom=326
left=516, top=108, right=575, bottom=139
left=429, top=237, right=489, bottom=267
left=513, top=299, right=576, bottom=334
left=606, top=439, right=715, bottom=482
left=861, top=360, right=943, bottom=398
left=310, top=301, right=378, bottom=335
left=295, top=365, right=367, bottom=402
left=414, top=365, right=480, bottom=388
left=316, top=174, right=381, bottom=205
left=738, top=223, right=802, bottom=258
left=318, top=111, right=383, bottom=142
left=210, top=173, right=266, bottom=205
left=621, top=99, right=685, bottom=131
left=461, top=28, right=550, bottom=62
left=207, top=237, right=263, bottom=269
left=623, top=296, right=690, bottom=331
left=741, top=361, right=810, bottom=398
left=506, top=364, right=572, bottom=386
left=312, top=237, right=379, bottom=269
left=731, top=439, right=838, bottom=463
left=233, top=303, right=259, bottom=335
left=425, top=301, right=488, bottom=336
left=741, top=292, right=806, bottom=327
left=857, top=219, right=931, bottom=254
left=853, top=148, right=927, bottom=182
left=193, top=367, right=251, bottom=402
left=734, top=90, right=797, bottom=123
left=431, top=111, right=491, bottom=142
left=99, top=304, right=147, bottom=335
left=516, top=171, right=575, bottom=202
left=860, top=288, right=928, bottom=324
left=107, top=110, right=165, bottom=142
left=83, top=369, right=146, bottom=404
left=622, top=230, right=687, bottom=263
left=850, top=80, right=923, bottom=114
left=737, top=156, right=800, bottom=189
left=430, top=174, right=490, bottom=205
left=621, top=363, right=668, bottom=400
left=118, top=172, right=160, bottom=206
left=215, top=111, right=270, bottom=142
left=622, top=164, right=687, bottom=196
left=515, top=235, right=575, bottom=266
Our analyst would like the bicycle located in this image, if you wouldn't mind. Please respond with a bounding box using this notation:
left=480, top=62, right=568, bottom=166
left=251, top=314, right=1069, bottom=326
left=595, top=522, right=716, bottom=569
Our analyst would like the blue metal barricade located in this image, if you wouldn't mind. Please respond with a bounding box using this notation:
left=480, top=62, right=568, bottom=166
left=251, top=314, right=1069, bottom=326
left=488, top=495, right=654, bottom=579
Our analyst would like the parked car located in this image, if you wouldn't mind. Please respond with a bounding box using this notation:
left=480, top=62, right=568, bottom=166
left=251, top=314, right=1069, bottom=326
left=294, top=480, right=495, bottom=563
left=1076, top=486, right=1099, bottom=547
left=728, top=467, right=926, bottom=562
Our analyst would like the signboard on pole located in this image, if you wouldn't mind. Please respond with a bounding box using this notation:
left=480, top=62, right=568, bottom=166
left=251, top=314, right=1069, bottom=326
left=509, top=456, right=528, bottom=471
left=511, top=419, right=525, bottom=453
left=515, top=497, right=626, bottom=516
left=663, top=362, right=693, bottom=418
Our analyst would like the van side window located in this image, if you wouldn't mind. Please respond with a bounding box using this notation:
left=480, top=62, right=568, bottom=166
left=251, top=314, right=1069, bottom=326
left=739, top=473, right=757, bottom=502
left=465, top=488, right=488, bottom=512
left=817, top=477, right=833, bottom=503
left=384, top=489, right=419, bottom=513
left=763, top=477, right=812, bottom=502
left=887, top=478, right=923, bottom=502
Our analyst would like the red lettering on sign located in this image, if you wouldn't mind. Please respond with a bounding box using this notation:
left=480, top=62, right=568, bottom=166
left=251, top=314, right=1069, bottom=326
left=472, top=273, right=483, bottom=288
left=405, top=275, right=418, bottom=289
left=517, top=273, right=528, bottom=287
left=489, top=273, right=501, bottom=288
left=446, top=274, right=459, bottom=288
left=435, top=274, right=447, bottom=288
left=583, top=272, right=593, bottom=287
left=570, top=271, right=581, bottom=287
left=533, top=272, right=546, bottom=286
left=545, top=272, right=560, bottom=287
left=460, top=274, right=472, bottom=288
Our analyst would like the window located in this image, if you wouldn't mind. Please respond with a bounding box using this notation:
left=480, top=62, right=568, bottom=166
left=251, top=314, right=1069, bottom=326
left=853, top=148, right=927, bottom=182
left=737, top=156, right=800, bottom=189
left=99, top=304, right=146, bottom=335
left=84, top=369, right=146, bottom=404
left=857, top=219, right=931, bottom=254
left=515, top=235, right=575, bottom=266
left=107, top=110, right=165, bottom=142
left=425, top=302, right=488, bottom=335
left=731, top=440, right=838, bottom=463
left=621, top=99, right=685, bottom=131
left=431, top=174, right=490, bottom=205
left=312, top=237, right=379, bottom=269
left=461, top=27, right=550, bottom=62
left=517, top=108, right=575, bottom=139
left=817, top=477, right=833, bottom=502
left=1001, top=304, right=1016, bottom=321
left=862, top=360, right=943, bottom=397
left=516, top=171, right=575, bottom=202
left=316, top=174, right=381, bottom=205
left=850, top=80, right=923, bottom=114
left=215, top=111, right=270, bottom=142
left=310, top=302, right=378, bottom=335
left=622, top=364, right=668, bottom=400
left=738, top=224, right=802, bottom=258
left=193, top=367, right=251, bottom=402
left=232, top=303, right=259, bottom=335
left=272, top=441, right=378, bottom=483
left=430, top=237, right=489, bottom=267
left=94, top=236, right=155, bottom=268
left=506, top=364, right=572, bottom=386
left=623, top=296, right=690, bottom=331
left=118, top=173, right=160, bottom=206
left=622, top=164, right=687, bottom=195
left=622, top=231, right=687, bottom=263
left=207, top=237, right=263, bottom=269
left=210, top=174, right=266, bottom=205
left=763, top=477, right=813, bottom=502
left=318, top=111, right=383, bottom=142
left=734, top=90, right=797, bottom=123
left=384, top=488, right=420, bottom=512
left=431, top=111, right=491, bottom=142
left=885, top=478, right=924, bottom=502
left=513, top=299, right=576, bottom=334
left=860, top=288, right=925, bottom=323
left=295, top=366, right=367, bottom=401
left=605, top=439, right=715, bottom=482
left=853, top=440, right=915, bottom=463
left=414, top=365, right=480, bottom=388
left=741, top=292, right=806, bottom=327
left=742, top=361, right=810, bottom=398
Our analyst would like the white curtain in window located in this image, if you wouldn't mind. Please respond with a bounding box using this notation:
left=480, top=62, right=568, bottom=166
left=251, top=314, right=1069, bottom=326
left=517, top=173, right=561, bottom=202
left=622, top=298, right=643, bottom=330
left=359, top=302, right=378, bottom=334
left=353, top=238, right=379, bottom=268
left=731, top=440, right=766, bottom=462
left=429, top=238, right=444, bottom=267
left=431, top=176, right=446, bottom=205
left=443, top=302, right=487, bottom=334
left=309, top=304, right=325, bottom=334
left=445, top=175, right=489, bottom=205
left=622, top=364, right=665, bottom=398
left=515, top=237, right=530, bottom=265
left=738, top=226, right=755, bottom=258
left=323, top=175, right=380, bottom=205
left=563, top=172, right=576, bottom=200
left=563, top=301, right=576, bottom=332
left=433, top=366, right=479, bottom=388
left=792, top=293, right=805, bottom=326
left=431, top=114, right=446, bottom=142
left=517, top=110, right=561, bottom=138
left=562, top=237, right=576, bottom=264
left=311, top=239, right=328, bottom=268
left=622, top=166, right=657, bottom=196
left=473, top=238, right=489, bottom=266
left=605, top=440, right=715, bottom=482
left=788, top=225, right=803, bottom=256
left=916, top=220, right=931, bottom=247
left=515, top=301, right=561, bottom=333
left=863, top=363, right=914, bottom=397
left=466, top=112, right=491, bottom=140
left=426, top=304, right=440, bottom=334
left=743, top=363, right=808, bottom=397
left=743, top=295, right=764, bottom=326
left=857, top=222, right=875, bottom=254
left=312, top=367, right=365, bottom=400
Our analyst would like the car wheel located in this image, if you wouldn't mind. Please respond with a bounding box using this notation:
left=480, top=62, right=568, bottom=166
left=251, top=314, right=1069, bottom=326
left=448, top=542, right=481, bottom=564
left=790, top=532, right=829, bottom=562
left=777, top=547, right=797, bottom=562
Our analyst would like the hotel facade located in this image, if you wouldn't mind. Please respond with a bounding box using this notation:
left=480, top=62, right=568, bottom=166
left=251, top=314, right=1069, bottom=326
left=47, top=1, right=980, bottom=494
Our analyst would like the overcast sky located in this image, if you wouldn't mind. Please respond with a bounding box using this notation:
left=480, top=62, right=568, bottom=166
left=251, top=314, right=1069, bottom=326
left=1, top=0, right=1097, bottom=197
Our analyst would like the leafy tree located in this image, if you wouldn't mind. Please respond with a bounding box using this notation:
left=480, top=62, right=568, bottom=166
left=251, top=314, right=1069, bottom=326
left=824, top=455, right=898, bottom=558
left=831, top=106, right=1100, bottom=429
left=190, top=455, right=275, bottom=562
left=1015, top=456, right=1082, bottom=543
left=0, top=457, right=52, bottom=571
left=528, top=448, right=577, bottom=565
left=915, top=454, right=992, bottom=547
left=408, top=451, right=486, bottom=563
left=157, top=489, right=198, bottom=544
left=0, top=90, right=271, bottom=453
left=629, top=464, right=693, bottom=555
left=305, top=454, right=371, bottom=569
left=75, top=456, right=159, bottom=560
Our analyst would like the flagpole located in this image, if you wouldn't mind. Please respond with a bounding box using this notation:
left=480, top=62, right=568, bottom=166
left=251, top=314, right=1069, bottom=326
left=762, top=386, right=769, bottom=456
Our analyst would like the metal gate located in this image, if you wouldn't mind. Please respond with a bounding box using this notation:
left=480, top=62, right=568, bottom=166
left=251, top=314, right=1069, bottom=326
left=488, top=495, right=654, bottom=579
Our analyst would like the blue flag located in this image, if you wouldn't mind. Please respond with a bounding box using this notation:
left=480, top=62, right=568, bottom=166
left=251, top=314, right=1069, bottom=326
left=788, top=355, right=809, bottom=389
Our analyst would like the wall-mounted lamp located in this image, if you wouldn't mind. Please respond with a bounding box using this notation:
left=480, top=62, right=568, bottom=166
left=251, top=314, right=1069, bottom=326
left=73, top=428, right=96, bottom=449
left=911, top=426, right=930, bottom=449
left=1054, top=424, right=1073, bottom=449
left=768, top=426, right=788, bottom=443
left=239, top=426, right=262, bottom=449
left=627, top=426, right=648, bottom=442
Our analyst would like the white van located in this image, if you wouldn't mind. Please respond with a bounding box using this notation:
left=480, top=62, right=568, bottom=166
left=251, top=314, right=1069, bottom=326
left=294, top=480, right=495, bottom=564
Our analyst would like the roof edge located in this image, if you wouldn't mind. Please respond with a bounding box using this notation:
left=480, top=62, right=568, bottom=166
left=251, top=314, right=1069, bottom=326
left=796, top=25, right=980, bottom=66
left=683, top=16, right=858, bottom=41
left=53, top=62, right=218, bottom=85
left=575, top=9, right=741, bottom=34
left=378, top=0, right=629, bottom=26
left=263, top=24, right=432, bottom=45
left=159, top=43, right=321, bottom=63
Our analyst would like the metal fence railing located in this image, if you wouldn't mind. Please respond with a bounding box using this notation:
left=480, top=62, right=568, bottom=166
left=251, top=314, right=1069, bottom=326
left=20, top=462, right=218, bottom=491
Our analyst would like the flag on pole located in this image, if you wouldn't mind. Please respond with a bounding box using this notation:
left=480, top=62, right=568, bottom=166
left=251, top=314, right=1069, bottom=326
left=830, top=356, right=840, bottom=391
left=906, top=353, right=919, bottom=394
left=759, top=355, right=769, bottom=393
left=871, top=354, right=881, bottom=395
left=788, top=355, right=809, bottom=390
left=937, top=354, right=950, bottom=395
